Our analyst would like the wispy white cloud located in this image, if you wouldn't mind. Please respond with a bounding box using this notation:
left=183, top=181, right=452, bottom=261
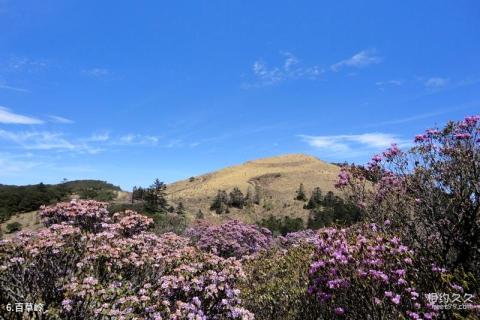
left=82, top=68, right=110, bottom=78
left=0, top=106, right=43, bottom=124
left=4, top=56, right=48, bottom=73
left=299, top=132, right=409, bottom=158
left=376, top=79, right=403, bottom=88
left=88, top=132, right=110, bottom=142
left=48, top=115, right=74, bottom=124
left=0, top=129, right=102, bottom=154
left=118, top=134, right=160, bottom=145
left=246, top=49, right=381, bottom=88
left=0, top=83, right=30, bottom=93
left=331, top=49, right=382, bottom=72
left=246, top=52, right=324, bottom=87
left=424, top=77, right=449, bottom=88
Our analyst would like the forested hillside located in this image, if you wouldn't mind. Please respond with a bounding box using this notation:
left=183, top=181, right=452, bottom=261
left=0, top=180, right=121, bottom=222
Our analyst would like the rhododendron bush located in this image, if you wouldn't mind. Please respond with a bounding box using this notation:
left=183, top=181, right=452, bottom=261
left=308, top=225, right=438, bottom=319
left=0, top=200, right=253, bottom=319
left=186, top=220, right=273, bottom=259
left=336, top=115, right=480, bottom=276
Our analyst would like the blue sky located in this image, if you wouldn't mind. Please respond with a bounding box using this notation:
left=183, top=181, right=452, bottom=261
left=1, top=1, right=479, bottom=190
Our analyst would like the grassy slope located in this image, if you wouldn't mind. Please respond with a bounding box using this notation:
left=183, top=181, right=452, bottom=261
left=0, top=211, right=42, bottom=239
left=166, top=154, right=341, bottom=224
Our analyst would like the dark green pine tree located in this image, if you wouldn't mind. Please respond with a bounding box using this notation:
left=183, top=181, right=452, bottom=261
left=305, top=187, right=323, bottom=209
left=295, top=183, right=307, bottom=201
left=176, top=202, right=186, bottom=215
left=229, top=187, right=245, bottom=209
left=210, top=190, right=230, bottom=214
left=144, top=179, right=169, bottom=213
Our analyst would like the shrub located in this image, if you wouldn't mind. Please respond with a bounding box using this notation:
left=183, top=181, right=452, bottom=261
left=241, top=244, right=320, bottom=320
left=210, top=190, right=230, bottom=214
left=0, top=201, right=253, bottom=319
left=39, top=200, right=110, bottom=233
left=259, top=215, right=305, bottom=236
left=336, top=115, right=480, bottom=276
left=186, top=220, right=273, bottom=259
left=307, top=224, right=478, bottom=319
left=151, top=213, right=188, bottom=235
left=5, top=222, right=22, bottom=234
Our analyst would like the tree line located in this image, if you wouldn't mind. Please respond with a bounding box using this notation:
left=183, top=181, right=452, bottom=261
left=209, top=185, right=263, bottom=214
left=0, top=180, right=120, bottom=223
left=295, top=183, right=361, bottom=229
left=131, top=179, right=186, bottom=215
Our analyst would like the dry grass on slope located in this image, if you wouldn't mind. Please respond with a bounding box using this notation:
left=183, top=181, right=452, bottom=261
left=166, top=154, right=341, bottom=224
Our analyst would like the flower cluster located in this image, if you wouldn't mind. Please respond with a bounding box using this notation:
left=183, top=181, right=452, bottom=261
left=277, top=229, right=322, bottom=247
left=1, top=201, right=254, bottom=319
left=334, top=168, right=351, bottom=188
left=39, top=199, right=111, bottom=233
left=307, top=225, right=438, bottom=319
left=186, top=220, right=273, bottom=259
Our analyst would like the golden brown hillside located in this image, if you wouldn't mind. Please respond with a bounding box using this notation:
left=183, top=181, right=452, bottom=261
left=166, top=154, right=341, bottom=224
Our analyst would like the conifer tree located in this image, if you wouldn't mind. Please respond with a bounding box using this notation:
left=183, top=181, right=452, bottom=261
left=229, top=187, right=245, bottom=209
left=305, top=187, right=323, bottom=209
left=176, top=202, right=186, bottom=215
left=144, top=179, right=168, bottom=213
left=295, top=183, right=307, bottom=201
left=210, top=190, right=229, bottom=214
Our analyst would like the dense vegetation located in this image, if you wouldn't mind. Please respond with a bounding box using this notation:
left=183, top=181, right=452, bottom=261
left=209, top=186, right=261, bottom=214
left=0, top=116, right=479, bottom=319
left=0, top=180, right=121, bottom=223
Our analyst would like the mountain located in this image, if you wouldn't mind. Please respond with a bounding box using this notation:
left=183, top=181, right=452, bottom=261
left=166, top=154, right=341, bottom=223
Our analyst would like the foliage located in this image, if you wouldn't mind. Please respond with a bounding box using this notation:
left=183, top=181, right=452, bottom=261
left=176, top=202, right=186, bottom=215
left=0, top=183, right=68, bottom=222
left=336, top=115, right=480, bottom=276
left=210, top=190, right=230, bottom=214
left=5, top=222, right=22, bottom=234
left=307, top=197, right=361, bottom=229
left=78, top=187, right=115, bottom=201
left=307, top=224, right=476, bottom=319
left=143, top=179, right=169, bottom=214
left=305, top=187, right=323, bottom=209
left=0, top=180, right=120, bottom=223
left=186, top=220, right=273, bottom=259
left=0, top=201, right=253, bottom=319
left=40, top=200, right=111, bottom=233
left=295, top=183, right=308, bottom=201
left=259, top=215, right=304, bottom=236
left=62, top=180, right=121, bottom=193
left=132, top=179, right=169, bottom=214
left=108, top=202, right=145, bottom=214
left=150, top=213, right=188, bottom=235
left=229, top=187, right=245, bottom=209
left=241, top=244, right=319, bottom=320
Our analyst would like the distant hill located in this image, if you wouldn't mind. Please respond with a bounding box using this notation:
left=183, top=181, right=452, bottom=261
left=166, top=154, right=341, bottom=224
left=62, top=180, right=122, bottom=193
left=0, top=180, right=123, bottom=223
